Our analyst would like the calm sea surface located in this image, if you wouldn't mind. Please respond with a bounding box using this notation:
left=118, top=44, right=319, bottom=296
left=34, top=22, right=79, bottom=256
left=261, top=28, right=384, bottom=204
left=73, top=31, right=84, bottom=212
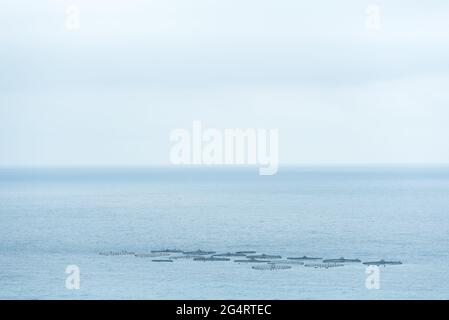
left=1, top=167, right=448, bottom=299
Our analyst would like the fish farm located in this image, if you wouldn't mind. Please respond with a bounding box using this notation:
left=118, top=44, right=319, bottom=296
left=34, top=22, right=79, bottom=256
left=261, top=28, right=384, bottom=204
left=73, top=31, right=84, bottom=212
left=98, top=248, right=403, bottom=272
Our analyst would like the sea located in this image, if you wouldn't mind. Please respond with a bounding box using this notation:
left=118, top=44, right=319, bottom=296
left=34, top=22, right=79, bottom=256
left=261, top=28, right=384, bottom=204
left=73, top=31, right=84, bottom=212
left=1, top=166, right=448, bottom=299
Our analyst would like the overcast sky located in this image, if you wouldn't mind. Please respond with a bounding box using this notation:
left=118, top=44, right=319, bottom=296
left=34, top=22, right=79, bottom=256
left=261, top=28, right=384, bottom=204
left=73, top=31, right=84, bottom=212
left=1, top=0, right=449, bottom=166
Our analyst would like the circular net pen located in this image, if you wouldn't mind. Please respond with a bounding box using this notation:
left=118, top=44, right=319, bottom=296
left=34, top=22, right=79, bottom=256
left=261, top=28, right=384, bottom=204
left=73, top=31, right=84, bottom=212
left=252, top=264, right=292, bottom=271
left=304, top=263, right=344, bottom=269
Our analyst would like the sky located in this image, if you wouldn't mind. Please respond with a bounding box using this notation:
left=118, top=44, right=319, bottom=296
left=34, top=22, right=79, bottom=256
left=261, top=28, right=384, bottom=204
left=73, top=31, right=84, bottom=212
left=1, top=0, right=449, bottom=166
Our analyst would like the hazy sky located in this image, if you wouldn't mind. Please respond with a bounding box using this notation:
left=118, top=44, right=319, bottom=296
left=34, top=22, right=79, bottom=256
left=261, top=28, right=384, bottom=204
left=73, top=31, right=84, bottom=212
left=1, top=0, right=449, bottom=166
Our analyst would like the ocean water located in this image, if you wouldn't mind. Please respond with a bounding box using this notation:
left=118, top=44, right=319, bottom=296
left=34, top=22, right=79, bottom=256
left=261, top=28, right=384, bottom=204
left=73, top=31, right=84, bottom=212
left=1, top=167, right=449, bottom=299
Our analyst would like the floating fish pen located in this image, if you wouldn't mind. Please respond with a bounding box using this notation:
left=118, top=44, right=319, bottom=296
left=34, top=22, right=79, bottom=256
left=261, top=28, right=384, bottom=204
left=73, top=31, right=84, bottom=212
left=287, top=256, right=322, bottom=261
left=362, top=260, right=402, bottom=266
left=304, top=263, right=344, bottom=269
left=212, top=252, right=247, bottom=257
left=268, top=260, right=304, bottom=265
left=151, top=249, right=183, bottom=253
left=322, top=257, right=361, bottom=263
left=135, top=253, right=170, bottom=258
left=152, top=259, right=173, bottom=262
left=183, top=250, right=216, bottom=255
left=170, top=255, right=204, bottom=260
left=234, top=259, right=271, bottom=263
left=99, top=250, right=135, bottom=256
left=252, top=264, right=292, bottom=271
left=247, top=254, right=282, bottom=259
left=193, top=257, right=231, bottom=262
